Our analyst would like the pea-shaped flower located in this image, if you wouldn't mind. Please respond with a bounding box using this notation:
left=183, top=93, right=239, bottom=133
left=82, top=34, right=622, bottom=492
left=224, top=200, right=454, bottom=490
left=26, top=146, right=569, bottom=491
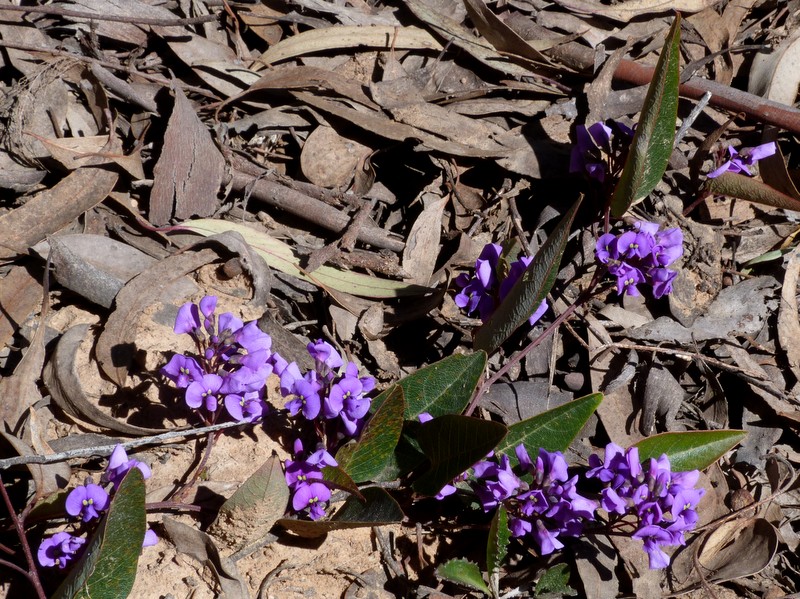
left=66, top=480, right=109, bottom=522
left=37, top=532, right=85, bottom=569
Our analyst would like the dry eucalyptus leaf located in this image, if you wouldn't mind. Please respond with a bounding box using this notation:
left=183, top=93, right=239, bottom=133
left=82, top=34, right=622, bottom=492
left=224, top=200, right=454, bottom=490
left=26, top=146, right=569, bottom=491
left=551, top=0, right=717, bottom=23
left=402, top=197, right=446, bottom=286
left=0, top=431, right=69, bottom=496
left=44, top=324, right=165, bottom=435
left=149, top=85, right=225, bottom=225
left=209, top=454, right=289, bottom=553
left=0, top=168, right=118, bottom=260
left=163, top=518, right=251, bottom=599
left=300, top=126, right=371, bottom=188
left=95, top=248, right=218, bottom=386
left=671, top=518, right=779, bottom=592
left=36, top=235, right=158, bottom=309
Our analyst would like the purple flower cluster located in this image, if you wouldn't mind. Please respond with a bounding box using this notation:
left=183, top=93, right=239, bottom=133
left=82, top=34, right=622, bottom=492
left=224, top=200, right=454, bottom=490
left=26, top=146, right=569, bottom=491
left=38, top=446, right=157, bottom=570
left=279, top=340, right=376, bottom=520
left=471, top=446, right=596, bottom=556
left=454, top=243, right=547, bottom=326
left=596, top=220, right=683, bottom=298
left=570, top=121, right=634, bottom=183
left=707, top=142, right=776, bottom=178
left=162, top=296, right=285, bottom=424
left=284, top=440, right=338, bottom=521
left=587, top=443, right=704, bottom=569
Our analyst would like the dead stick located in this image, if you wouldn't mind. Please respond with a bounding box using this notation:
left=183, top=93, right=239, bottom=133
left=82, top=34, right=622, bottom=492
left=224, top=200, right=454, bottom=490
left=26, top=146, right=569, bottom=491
left=543, top=32, right=800, bottom=135
left=229, top=170, right=405, bottom=252
left=0, top=4, right=219, bottom=26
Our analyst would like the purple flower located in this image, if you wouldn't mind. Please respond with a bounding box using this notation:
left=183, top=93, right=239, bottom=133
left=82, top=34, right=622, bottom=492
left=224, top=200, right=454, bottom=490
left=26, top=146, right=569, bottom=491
left=306, top=448, right=338, bottom=468
left=292, top=482, right=331, bottom=520
left=632, top=525, right=673, bottom=569
left=143, top=528, right=159, bottom=547
left=224, top=391, right=265, bottom=422
left=174, top=302, right=201, bottom=335
left=236, top=321, right=272, bottom=353
left=307, top=339, right=344, bottom=373
left=614, top=263, right=645, bottom=296
left=570, top=122, right=613, bottom=182
left=650, top=267, right=678, bottom=298
left=199, top=296, right=217, bottom=318
left=615, top=231, right=654, bottom=260
left=185, top=373, right=223, bottom=412
left=65, top=481, right=109, bottom=522
left=104, top=445, right=151, bottom=489
left=595, top=233, right=619, bottom=264
left=285, top=377, right=322, bottom=420
left=284, top=459, right=324, bottom=488
left=473, top=454, right=521, bottom=511
left=707, top=142, right=776, bottom=178
left=161, top=354, right=203, bottom=389
left=587, top=443, right=705, bottom=569
left=454, top=243, right=502, bottom=320
left=217, top=312, right=244, bottom=337
left=37, top=532, right=85, bottom=569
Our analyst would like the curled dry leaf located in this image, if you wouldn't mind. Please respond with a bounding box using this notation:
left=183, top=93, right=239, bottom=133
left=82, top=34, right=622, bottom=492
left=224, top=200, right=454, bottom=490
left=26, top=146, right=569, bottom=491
left=778, top=249, right=800, bottom=385
left=44, top=324, right=166, bottom=436
left=550, top=0, right=717, bottom=23
left=162, top=517, right=250, bottom=599
left=95, top=248, right=218, bottom=386
left=671, top=518, right=779, bottom=592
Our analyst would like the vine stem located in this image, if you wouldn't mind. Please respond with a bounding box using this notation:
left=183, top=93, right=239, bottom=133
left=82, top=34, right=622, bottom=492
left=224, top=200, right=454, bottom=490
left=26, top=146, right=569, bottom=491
left=0, top=475, right=46, bottom=599
left=465, top=270, right=603, bottom=417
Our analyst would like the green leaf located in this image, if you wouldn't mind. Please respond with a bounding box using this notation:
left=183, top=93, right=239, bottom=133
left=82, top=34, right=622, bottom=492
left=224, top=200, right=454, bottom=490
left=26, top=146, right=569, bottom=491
left=474, top=198, right=582, bottom=351
left=487, top=505, right=510, bottom=581
left=276, top=486, right=404, bottom=538
left=209, top=454, right=290, bottom=552
left=437, top=558, right=491, bottom=595
left=339, top=386, right=406, bottom=482
left=367, top=425, right=428, bottom=482
left=634, top=430, right=746, bottom=472
left=322, top=465, right=364, bottom=501
left=183, top=219, right=432, bottom=298
left=53, top=469, right=146, bottom=599
left=705, top=172, right=800, bottom=212
left=535, top=563, right=575, bottom=597
left=610, top=16, right=681, bottom=217
left=413, top=415, right=507, bottom=496
left=494, top=393, right=603, bottom=461
left=371, top=352, right=487, bottom=419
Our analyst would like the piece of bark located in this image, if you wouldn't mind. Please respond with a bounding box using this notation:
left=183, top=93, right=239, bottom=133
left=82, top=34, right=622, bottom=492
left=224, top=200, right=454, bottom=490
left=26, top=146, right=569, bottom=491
left=149, top=84, right=225, bottom=225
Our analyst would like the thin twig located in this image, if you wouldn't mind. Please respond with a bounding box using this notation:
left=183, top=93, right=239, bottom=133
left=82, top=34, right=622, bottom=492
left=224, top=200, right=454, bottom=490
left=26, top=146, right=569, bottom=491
left=0, top=475, right=46, bottom=599
left=466, top=270, right=602, bottom=416
left=0, top=419, right=257, bottom=470
left=0, top=5, right=219, bottom=26
left=674, top=92, right=712, bottom=148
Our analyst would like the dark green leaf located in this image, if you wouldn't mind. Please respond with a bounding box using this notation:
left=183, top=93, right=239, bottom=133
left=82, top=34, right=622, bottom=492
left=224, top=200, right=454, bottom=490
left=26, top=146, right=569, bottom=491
left=474, top=198, right=582, bottom=351
left=322, top=465, right=364, bottom=501
left=53, top=469, right=146, bottom=599
left=276, top=486, right=404, bottom=538
left=487, top=505, right=509, bottom=580
left=367, top=425, right=428, bottom=482
left=371, top=353, right=487, bottom=419
left=413, top=415, right=506, bottom=496
left=705, top=172, right=800, bottom=212
left=437, top=558, right=490, bottom=595
left=610, top=16, right=681, bottom=217
left=208, top=454, right=290, bottom=551
left=635, top=430, right=746, bottom=472
left=340, top=386, right=406, bottom=482
left=535, top=563, right=575, bottom=597
left=494, top=393, right=603, bottom=461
